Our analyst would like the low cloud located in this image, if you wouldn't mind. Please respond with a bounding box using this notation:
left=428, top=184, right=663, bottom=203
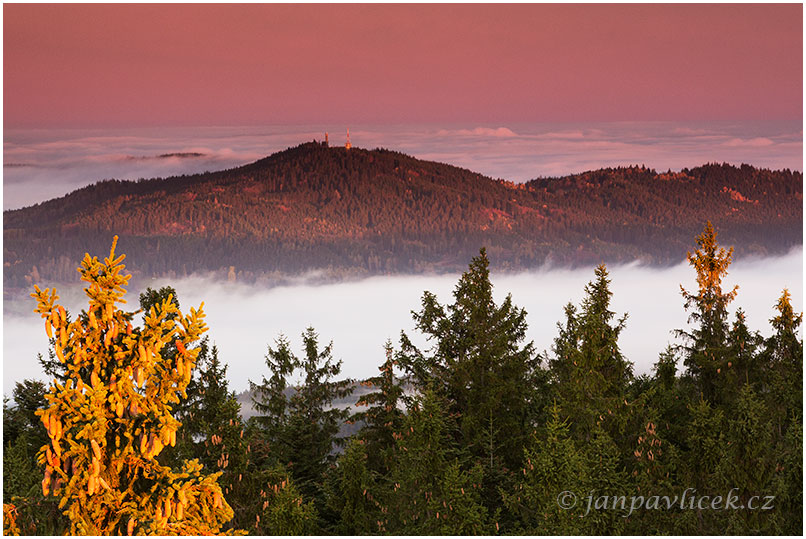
left=437, top=126, right=519, bottom=137
left=724, top=137, right=776, bottom=147
left=4, top=249, right=802, bottom=395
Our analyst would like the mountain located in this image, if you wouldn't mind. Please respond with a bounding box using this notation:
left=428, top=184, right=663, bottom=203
left=4, top=141, right=802, bottom=289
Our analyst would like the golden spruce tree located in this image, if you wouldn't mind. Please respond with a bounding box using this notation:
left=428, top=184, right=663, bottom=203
left=677, top=221, right=738, bottom=403
left=28, top=237, right=238, bottom=535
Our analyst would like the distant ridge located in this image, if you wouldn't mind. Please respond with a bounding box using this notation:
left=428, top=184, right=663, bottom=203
left=4, top=141, right=802, bottom=288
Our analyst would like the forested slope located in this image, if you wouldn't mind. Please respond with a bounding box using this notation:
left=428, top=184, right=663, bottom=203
left=4, top=141, right=801, bottom=288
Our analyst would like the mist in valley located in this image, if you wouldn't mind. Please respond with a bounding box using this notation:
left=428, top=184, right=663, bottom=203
left=4, top=248, right=802, bottom=396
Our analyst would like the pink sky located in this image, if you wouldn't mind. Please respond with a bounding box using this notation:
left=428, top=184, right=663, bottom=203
left=4, top=4, right=802, bottom=128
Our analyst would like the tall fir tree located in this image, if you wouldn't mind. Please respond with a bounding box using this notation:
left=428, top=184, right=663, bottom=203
left=386, top=387, right=490, bottom=535
left=399, top=247, right=541, bottom=474
left=763, top=288, right=803, bottom=433
left=353, top=340, right=406, bottom=475
left=549, top=264, right=633, bottom=443
left=250, top=327, right=353, bottom=516
left=504, top=404, right=586, bottom=535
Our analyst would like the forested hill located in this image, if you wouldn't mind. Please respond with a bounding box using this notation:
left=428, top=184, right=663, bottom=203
left=4, top=141, right=802, bottom=288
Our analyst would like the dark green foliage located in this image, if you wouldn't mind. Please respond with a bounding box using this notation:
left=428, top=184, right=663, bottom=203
left=250, top=327, right=353, bottom=515
left=3, top=381, right=50, bottom=503
left=164, top=337, right=258, bottom=533
left=237, top=464, right=318, bottom=535
left=3, top=383, right=71, bottom=534
left=721, top=309, right=763, bottom=402
left=401, top=248, right=541, bottom=473
left=504, top=405, right=586, bottom=534
left=774, top=415, right=803, bottom=535
left=763, top=289, right=803, bottom=434
left=719, top=385, right=778, bottom=534
left=323, top=439, right=378, bottom=535
left=581, top=427, right=631, bottom=534
left=549, top=264, right=632, bottom=442
left=171, top=340, right=245, bottom=467
left=2, top=494, right=69, bottom=536
left=386, top=388, right=490, bottom=535
left=6, top=224, right=802, bottom=536
left=353, top=340, right=405, bottom=474
left=4, top=429, right=41, bottom=499
left=3, top=380, right=47, bottom=448
left=139, top=286, right=180, bottom=317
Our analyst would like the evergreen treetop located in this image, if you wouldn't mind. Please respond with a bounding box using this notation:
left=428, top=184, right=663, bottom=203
left=27, top=237, right=238, bottom=535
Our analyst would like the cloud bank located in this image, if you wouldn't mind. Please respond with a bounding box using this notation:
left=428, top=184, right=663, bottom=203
left=4, top=248, right=802, bottom=395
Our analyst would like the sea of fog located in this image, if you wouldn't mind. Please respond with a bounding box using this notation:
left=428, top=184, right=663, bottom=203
left=4, top=249, right=802, bottom=395
left=3, top=121, right=803, bottom=395
left=4, top=121, right=802, bottom=210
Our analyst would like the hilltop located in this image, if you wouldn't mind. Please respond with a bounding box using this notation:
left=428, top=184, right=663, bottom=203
left=4, top=141, right=802, bottom=288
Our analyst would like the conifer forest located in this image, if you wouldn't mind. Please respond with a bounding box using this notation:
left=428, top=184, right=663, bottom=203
left=3, top=222, right=802, bottom=535
left=5, top=3, right=803, bottom=537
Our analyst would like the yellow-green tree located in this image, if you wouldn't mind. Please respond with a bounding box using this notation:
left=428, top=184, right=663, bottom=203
left=27, top=237, right=238, bottom=535
left=677, top=221, right=738, bottom=403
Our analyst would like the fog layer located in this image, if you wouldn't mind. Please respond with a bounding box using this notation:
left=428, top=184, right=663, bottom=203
left=4, top=249, right=802, bottom=395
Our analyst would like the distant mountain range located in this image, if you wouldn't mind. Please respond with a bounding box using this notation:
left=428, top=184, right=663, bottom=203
left=4, top=141, right=802, bottom=289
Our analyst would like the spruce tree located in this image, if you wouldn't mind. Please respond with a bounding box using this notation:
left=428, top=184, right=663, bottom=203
left=549, top=264, right=632, bottom=442
left=4, top=381, right=50, bottom=498
left=646, top=347, right=691, bottom=447
left=3, top=380, right=48, bottom=448
left=246, top=465, right=318, bottom=535
left=722, top=309, right=763, bottom=403
left=323, top=438, right=378, bottom=534
left=250, top=327, right=353, bottom=513
left=581, top=427, right=630, bottom=534
left=3, top=382, right=70, bottom=535
left=774, top=415, right=803, bottom=535
left=22, top=237, right=236, bottom=535
left=719, top=385, right=778, bottom=534
left=762, top=289, right=803, bottom=535
left=677, top=221, right=738, bottom=403
left=678, top=399, right=727, bottom=534
left=504, top=404, right=585, bottom=534
left=400, top=247, right=540, bottom=473
left=353, top=340, right=405, bottom=474
left=387, top=387, right=490, bottom=535
left=763, top=288, right=803, bottom=432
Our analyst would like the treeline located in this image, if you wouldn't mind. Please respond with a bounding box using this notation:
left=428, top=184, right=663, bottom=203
left=4, top=142, right=802, bottom=288
left=3, top=223, right=802, bottom=535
